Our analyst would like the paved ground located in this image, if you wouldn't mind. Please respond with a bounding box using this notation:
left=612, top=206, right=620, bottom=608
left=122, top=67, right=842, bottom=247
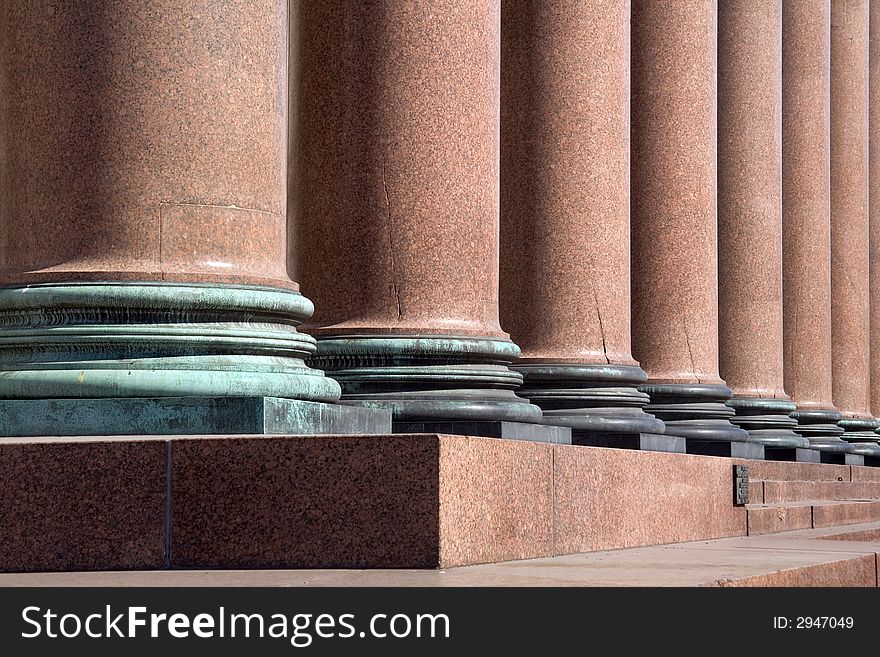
left=2, top=521, right=878, bottom=587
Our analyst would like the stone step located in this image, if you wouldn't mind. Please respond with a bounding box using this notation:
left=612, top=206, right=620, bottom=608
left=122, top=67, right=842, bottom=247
left=818, top=526, right=880, bottom=542
left=756, top=479, right=880, bottom=503
left=852, top=465, right=880, bottom=483
left=747, top=500, right=880, bottom=535
left=3, top=523, right=878, bottom=587
left=740, top=459, right=852, bottom=483
left=713, top=554, right=877, bottom=587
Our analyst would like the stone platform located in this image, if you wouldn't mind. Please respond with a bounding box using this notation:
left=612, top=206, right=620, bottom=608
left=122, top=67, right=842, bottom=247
left=2, top=521, right=878, bottom=587
left=2, top=434, right=880, bottom=573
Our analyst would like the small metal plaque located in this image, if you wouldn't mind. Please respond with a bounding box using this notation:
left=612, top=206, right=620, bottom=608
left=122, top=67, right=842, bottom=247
left=734, top=464, right=749, bottom=506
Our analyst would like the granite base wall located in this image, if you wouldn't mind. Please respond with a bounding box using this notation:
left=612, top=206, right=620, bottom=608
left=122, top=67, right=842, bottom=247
left=0, top=434, right=820, bottom=572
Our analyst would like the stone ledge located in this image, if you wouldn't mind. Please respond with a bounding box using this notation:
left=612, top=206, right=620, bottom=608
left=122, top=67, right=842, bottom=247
left=0, top=434, right=749, bottom=572
left=762, top=480, right=880, bottom=503
left=746, top=500, right=880, bottom=535
left=3, top=524, right=878, bottom=587
left=6, top=434, right=880, bottom=572
left=747, top=504, right=814, bottom=535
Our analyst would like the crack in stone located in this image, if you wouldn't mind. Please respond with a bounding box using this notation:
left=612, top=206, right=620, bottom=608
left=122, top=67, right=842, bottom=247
left=381, top=160, right=402, bottom=320
left=682, top=318, right=702, bottom=384
left=590, top=284, right=610, bottom=364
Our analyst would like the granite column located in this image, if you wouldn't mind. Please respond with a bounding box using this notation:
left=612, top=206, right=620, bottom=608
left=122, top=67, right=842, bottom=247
left=498, top=0, right=668, bottom=451
left=830, top=0, right=880, bottom=457
left=0, top=1, right=396, bottom=436
left=717, top=0, right=811, bottom=460
left=631, top=0, right=755, bottom=456
left=782, top=0, right=856, bottom=460
left=291, top=1, right=550, bottom=439
left=871, top=0, right=880, bottom=445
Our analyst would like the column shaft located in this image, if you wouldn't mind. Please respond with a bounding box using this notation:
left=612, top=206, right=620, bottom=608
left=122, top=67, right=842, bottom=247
left=291, top=1, right=541, bottom=426
left=831, top=0, right=880, bottom=456
left=782, top=0, right=852, bottom=453
left=717, top=0, right=806, bottom=450
left=631, top=0, right=750, bottom=449
left=499, top=0, right=664, bottom=440
left=0, top=0, right=340, bottom=409
left=871, top=0, right=880, bottom=432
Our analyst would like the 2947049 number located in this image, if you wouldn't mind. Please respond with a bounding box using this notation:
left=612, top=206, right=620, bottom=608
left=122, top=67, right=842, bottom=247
left=773, top=617, right=854, bottom=629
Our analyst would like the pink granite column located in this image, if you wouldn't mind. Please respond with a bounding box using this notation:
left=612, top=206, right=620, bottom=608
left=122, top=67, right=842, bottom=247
left=871, top=0, right=880, bottom=444
left=831, top=0, right=880, bottom=458
left=631, top=0, right=753, bottom=455
left=290, top=1, right=544, bottom=432
left=717, top=0, right=809, bottom=456
left=0, top=1, right=343, bottom=412
left=498, top=0, right=667, bottom=448
left=782, top=0, right=854, bottom=458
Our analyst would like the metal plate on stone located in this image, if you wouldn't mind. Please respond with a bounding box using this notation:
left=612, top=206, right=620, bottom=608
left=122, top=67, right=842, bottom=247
left=733, top=464, right=749, bottom=506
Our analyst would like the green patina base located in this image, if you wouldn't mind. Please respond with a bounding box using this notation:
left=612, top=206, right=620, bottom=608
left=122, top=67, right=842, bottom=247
left=0, top=396, right=391, bottom=437
left=0, top=282, right=341, bottom=402
left=0, top=282, right=365, bottom=436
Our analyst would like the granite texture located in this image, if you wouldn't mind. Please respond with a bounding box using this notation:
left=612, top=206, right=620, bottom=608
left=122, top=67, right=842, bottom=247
left=7, top=433, right=880, bottom=573
left=818, top=526, right=880, bottom=540
left=292, top=0, right=504, bottom=338
left=0, top=0, right=292, bottom=288
left=830, top=0, right=874, bottom=423
left=0, top=438, right=165, bottom=572
left=631, top=0, right=724, bottom=386
left=870, top=0, right=880, bottom=419
left=719, top=554, right=877, bottom=587
left=553, top=445, right=747, bottom=555
left=747, top=504, right=814, bottom=535
left=716, top=0, right=804, bottom=453
left=6, top=528, right=880, bottom=586
left=852, top=464, right=880, bottom=481
left=763, top=479, right=880, bottom=503
left=0, top=4, right=346, bottom=408
left=812, top=500, right=880, bottom=527
left=170, top=435, right=443, bottom=569
left=437, top=436, right=554, bottom=568
left=631, top=2, right=746, bottom=442
left=782, top=0, right=841, bottom=422
left=499, top=0, right=634, bottom=366
left=718, top=0, right=788, bottom=402
left=290, top=2, right=541, bottom=424
left=171, top=434, right=556, bottom=569
left=749, top=480, right=765, bottom=504
left=742, top=459, right=851, bottom=481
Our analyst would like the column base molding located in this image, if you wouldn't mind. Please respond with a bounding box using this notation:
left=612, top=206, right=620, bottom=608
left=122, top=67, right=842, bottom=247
left=511, top=363, right=667, bottom=435
left=640, top=383, right=752, bottom=444
left=312, top=335, right=543, bottom=424
left=791, top=408, right=855, bottom=455
left=726, top=397, right=810, bottom=449
left=838, top=418, right=880, bottom=458
left=0, top=282, right=341, bottom=402
left=0, top=396, right=391, bottom=437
